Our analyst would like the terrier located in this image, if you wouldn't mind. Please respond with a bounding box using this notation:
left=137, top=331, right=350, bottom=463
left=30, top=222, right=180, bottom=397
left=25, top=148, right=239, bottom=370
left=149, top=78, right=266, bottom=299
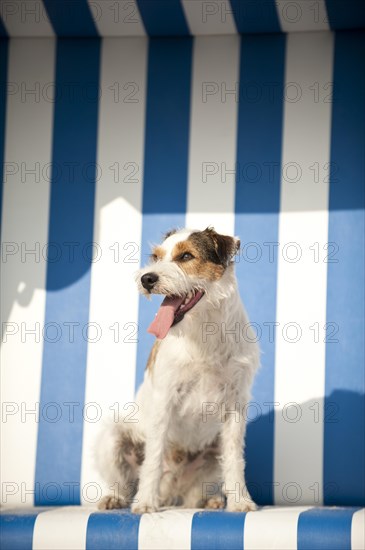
left=96, top=227, right=259, bottom=513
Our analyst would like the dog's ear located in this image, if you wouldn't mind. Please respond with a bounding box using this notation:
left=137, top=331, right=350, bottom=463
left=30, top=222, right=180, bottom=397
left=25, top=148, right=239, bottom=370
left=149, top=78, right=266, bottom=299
left=163, top=228, right=178, bottom=240
left=203, top=227, right=240, bottom=266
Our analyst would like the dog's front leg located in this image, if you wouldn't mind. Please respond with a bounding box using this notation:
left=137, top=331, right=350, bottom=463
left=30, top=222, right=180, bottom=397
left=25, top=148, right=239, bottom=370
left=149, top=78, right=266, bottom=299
left=220, top=402, right=257, bottom=512
left=131, top=390, right=171, bottom=514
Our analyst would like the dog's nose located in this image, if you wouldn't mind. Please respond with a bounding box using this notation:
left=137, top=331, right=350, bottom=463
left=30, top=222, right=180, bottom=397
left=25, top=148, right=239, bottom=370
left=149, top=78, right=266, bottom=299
left=141, top=272, right=159, bottom=290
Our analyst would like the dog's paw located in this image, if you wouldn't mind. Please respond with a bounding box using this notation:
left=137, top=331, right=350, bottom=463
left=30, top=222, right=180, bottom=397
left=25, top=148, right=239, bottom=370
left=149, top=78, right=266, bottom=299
left=204, top=496, right=225, bottom=510
left=98, top=495, right=127, bottom=510
left=226, top=498, right=257, bottom=512
left=131, top=501, right=159, bottom=514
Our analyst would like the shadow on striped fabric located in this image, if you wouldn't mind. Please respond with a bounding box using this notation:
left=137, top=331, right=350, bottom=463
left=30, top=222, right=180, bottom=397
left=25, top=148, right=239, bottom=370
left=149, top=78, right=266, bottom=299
left=245, top=390, right=365, bottom=506
left=1, top=0, right=365, bottom=36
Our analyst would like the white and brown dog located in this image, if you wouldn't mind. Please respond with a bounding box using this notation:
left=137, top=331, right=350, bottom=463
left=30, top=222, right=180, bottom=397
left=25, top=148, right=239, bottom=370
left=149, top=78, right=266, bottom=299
left=96, top=227, right=259, bottom=513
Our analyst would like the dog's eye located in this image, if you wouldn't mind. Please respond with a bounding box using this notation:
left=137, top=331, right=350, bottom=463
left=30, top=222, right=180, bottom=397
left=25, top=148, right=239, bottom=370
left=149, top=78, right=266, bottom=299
left=179, top=252, right=194, bottom=261
left=150, top=254, right=158, bottom=262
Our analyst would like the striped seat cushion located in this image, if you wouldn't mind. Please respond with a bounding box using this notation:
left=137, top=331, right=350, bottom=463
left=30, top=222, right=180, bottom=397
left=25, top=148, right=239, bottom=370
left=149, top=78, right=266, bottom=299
left=1, top=507, right=364, bottom=550
left=1, top=0, right=365, bottom=37
left=0, top=30, right=364, bottom=509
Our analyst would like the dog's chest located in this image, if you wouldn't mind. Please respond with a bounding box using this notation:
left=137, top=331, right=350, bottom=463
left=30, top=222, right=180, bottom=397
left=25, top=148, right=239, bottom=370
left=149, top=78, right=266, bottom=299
left=164, top=334, right=244, bottom=413
left=167, top=367, right=235, bottom=449
left=174, top=361, right=240, bottom=416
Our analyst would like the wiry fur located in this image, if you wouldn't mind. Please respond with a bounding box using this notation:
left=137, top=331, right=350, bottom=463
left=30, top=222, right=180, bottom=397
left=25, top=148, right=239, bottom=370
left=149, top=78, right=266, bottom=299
left=96, top=228, right=260, bottom=513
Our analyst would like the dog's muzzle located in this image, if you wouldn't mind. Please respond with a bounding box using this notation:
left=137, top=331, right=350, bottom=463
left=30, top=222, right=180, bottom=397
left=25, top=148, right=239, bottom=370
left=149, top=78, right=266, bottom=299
left=141, top=272, right=159, bottom=291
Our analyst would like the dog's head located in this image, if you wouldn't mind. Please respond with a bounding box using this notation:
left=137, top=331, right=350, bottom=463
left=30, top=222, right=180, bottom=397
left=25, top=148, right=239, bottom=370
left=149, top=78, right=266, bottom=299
left=136, top=227, right=240, bottom=338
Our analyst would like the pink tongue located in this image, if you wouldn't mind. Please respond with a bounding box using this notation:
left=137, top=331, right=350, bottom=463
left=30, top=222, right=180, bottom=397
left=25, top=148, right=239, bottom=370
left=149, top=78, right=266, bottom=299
left=147, top=295, right=185, bottom=339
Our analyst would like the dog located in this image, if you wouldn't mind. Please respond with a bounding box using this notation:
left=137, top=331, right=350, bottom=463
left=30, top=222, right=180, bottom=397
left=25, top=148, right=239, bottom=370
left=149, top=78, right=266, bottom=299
left=96, top=227, right=260, bottom=513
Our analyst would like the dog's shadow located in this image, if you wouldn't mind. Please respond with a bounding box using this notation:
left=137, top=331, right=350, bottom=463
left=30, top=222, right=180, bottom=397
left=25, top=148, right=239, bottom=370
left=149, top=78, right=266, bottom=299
left=244, top=389, right=365, bottom=506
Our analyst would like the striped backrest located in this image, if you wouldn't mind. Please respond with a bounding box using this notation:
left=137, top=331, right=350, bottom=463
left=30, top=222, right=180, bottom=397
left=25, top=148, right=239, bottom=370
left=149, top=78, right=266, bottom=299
left=1, top=29, right=364, bottom=508
left=0, top=0, right=365, bottom=36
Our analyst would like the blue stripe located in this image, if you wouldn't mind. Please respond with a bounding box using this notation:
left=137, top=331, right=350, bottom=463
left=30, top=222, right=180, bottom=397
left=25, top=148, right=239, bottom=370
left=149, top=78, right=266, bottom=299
left=324, top=31, right=365, bottom=506
left=0, top=38, right=8, bottom=239
left=297, top=507, right=358, bottom=550
left=0, top=15, right=8, bottom=37
left=234, top=34, right=285, bottom=505
left=43, top=0, right=99, bottom=36
left=191, top=511, right=246, bottom=550
left=136, top=1, right=190, bottom=36
left=135, top=37, right=192, bottom=390
left=35, top=38, right=100, bottom=505
left=230, top=0, right=281, bottom=33
left=0, top=511, right=38, bottom=550
left=86, top=511, right=141, bottom=550
left=326, top=1, right=365, bottom=31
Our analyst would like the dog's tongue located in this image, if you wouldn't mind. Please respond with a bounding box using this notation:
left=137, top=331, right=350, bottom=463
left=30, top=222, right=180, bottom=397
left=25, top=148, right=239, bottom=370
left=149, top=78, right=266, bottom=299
left=147, top=295, right=185, bottom=339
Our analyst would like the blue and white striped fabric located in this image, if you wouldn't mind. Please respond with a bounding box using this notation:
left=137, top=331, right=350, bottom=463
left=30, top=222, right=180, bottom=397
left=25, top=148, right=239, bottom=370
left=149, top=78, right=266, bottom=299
left=1, top=29, right=364, bottom=512
left=1, top=506, right=365, bottom=549
left=1, top=0, right=365, bottom=37
left=1, top=30, right=364, bottom=512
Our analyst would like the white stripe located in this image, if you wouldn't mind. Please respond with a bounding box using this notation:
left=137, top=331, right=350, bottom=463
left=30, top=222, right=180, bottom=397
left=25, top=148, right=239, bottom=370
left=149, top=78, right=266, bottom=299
left=274, top=31, right=334, bottom=505
left=32, top=507, right=93, bottom=550
left=80, top=37, right=147, bottom=503
left=244, top=506, right=313, bottom=550
left=0, top=38, right=55, bottom=507
left=276, top=0, right=329, bottom=32
left=0, top=0, right=54, bottom=36
left=182, top=0, right=237, bottom=35
left=351, top=509, right=365, bottom=550
left=185, top=35, right=239, bottom=236
left=87, top=0, right=145, bottom=36
left=138, top=509, right=195, bottom=550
